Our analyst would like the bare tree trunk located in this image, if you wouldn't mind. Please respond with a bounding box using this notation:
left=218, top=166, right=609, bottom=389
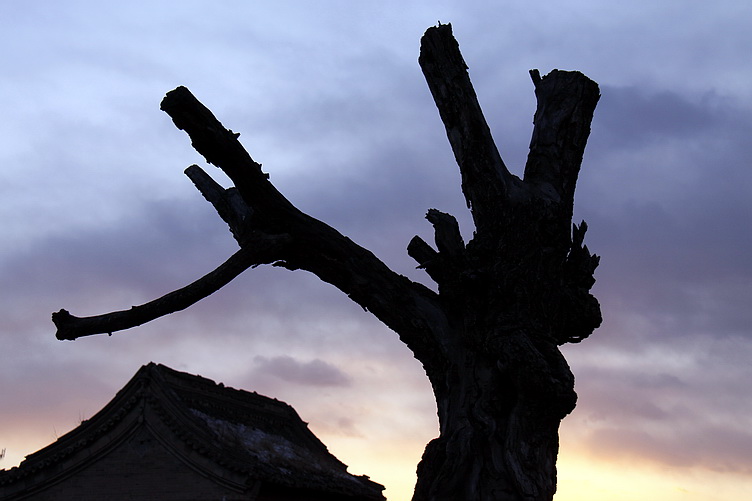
left=415, top=347, right=572, bottom=500
left=53, top=23, right=601, bottom=501
left=407, top=26, right=599, bottom=500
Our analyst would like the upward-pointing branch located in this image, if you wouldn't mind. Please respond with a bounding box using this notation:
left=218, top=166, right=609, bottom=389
left=524, top=69, right=600, bottom=211
left=419, top=24, right=525, bottom=234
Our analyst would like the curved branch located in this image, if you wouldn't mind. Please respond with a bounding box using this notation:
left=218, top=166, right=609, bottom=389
left=53, top=239, right=285, bottom=340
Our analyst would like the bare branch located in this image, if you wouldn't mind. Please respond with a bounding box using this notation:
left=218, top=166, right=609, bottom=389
left=425, top=209, right=464, bottom=259
left=185, top=164, right=251, bottom=243
left=407, top=235, right=443, bottom=284
left=55, top=85, right=448, bottom=364
left=53, top=238, right=287, bottom=340
left=419, top=24, right=525, bottom=233
left=407, top=235, right=438, bottom=268
left=160, top=86, right=298, bottom=225
left=523, top=69, right=600, bottom=208
left=159, top=87, right=264, bottom=181
left=161, top=87, right=446, bottom=349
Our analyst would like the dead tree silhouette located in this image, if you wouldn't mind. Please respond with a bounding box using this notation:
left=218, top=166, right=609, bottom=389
left=53, top=24, right=601, bottom=501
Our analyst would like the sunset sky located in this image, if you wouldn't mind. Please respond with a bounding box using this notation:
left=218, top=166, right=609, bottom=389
left=1, top=1, right=751, bottom=500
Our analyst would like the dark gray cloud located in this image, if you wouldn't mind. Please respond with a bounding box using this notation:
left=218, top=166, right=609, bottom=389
left=595, top=86, right=719, bottom=147
left=570, top=85, right=752, bottom=352
left=252, top=355, right=352, bottom=387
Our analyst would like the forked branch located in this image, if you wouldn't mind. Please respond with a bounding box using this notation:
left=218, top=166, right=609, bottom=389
left=54, top=86, right=446, bottom=363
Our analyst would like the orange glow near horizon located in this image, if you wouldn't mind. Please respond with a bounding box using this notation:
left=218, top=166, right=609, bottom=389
left=324, top=434, right=752, bottom=501
left=555, top=448, right=752, bottom=501
left=5, top=432, right=751, bottom=501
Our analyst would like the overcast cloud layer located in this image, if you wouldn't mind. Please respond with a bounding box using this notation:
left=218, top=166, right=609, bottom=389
left=1, top=2, right=751, bottom=500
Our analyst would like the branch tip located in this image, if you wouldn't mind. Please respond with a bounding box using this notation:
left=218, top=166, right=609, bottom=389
left=529, top=69, right=542, bottom=86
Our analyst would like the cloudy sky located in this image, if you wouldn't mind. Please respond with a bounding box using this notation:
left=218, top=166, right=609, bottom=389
left=1, top=1, right=751, bottom=499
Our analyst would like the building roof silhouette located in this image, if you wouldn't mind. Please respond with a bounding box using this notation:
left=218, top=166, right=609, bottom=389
left=0, top=363, right=385, bottom=500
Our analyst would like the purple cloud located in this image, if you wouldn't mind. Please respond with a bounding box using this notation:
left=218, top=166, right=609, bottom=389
left=253, top=355, right=352, bottom=387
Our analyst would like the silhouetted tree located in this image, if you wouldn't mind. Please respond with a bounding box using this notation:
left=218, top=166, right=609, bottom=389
left=53, top=24, right=601, bottom=501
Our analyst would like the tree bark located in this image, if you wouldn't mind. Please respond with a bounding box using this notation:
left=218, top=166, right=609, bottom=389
left=53, top=23, right=601, bottom=501
left=410, top=24, right=600, bottom=500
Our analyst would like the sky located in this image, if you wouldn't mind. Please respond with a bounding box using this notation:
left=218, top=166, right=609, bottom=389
left=1, top=1, right=751, bottom=499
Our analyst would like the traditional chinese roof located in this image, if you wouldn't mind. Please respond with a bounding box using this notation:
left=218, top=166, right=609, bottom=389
left=0, top=363, right=384, bottom=500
